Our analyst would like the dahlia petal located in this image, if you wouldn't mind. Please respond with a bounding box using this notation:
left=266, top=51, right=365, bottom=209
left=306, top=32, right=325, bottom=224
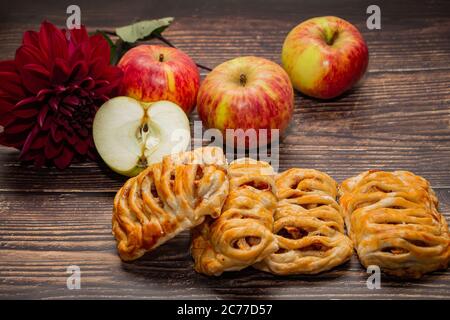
left=93, top=67, right=123, bottom=96
left=59, top=105, right=74, bottom=117
left=53, top=146, right=74, bottom=169
left=0, top=99, right=34, bottom=126
left=69, top=60, right=88, bottom=82
left=19, top=124, right=39, bottom=157
left=0, top=132, right=25, bottom=148
left=13, top=105, right=39, bottom=119
left=20, top=64, right=51, bottom=94
left=68, top=41, right=89, bottom=65
left=45, top=137, right=63, bottom=159
left=89, top=57, right=108, bottom=79
left=51, top=124, right=64, bottom=143
left=30, top=132, right=48, bottom=150
left=68, top=25, right=89, bottom=47
left=38, top=21, right=68, bottom=61
left=99, top=64, right=123, bottom=82
left=78, top=127, right=89, bottom=138
left=22, top=30, right=40, bottom=48
left=4, top=119, right=35, bottom=134
left=62, top=95, right=80, bottom=106
left=41, top=114, right=54, bottom=131
left=0, top=71, right=25, bottom=100
left=66, top=131, right=77, bottom=145
left=38, top=104, right=49, bottom=127
left=78, top=88, right=89, bottom=98
left=92, top=80, right=110, bottom=90
left=0, top=98, right=14, bottom=111
left=89, top=34, right=110, bottom=63
left=15, top=44, right=49, bottom=70
left=13, top=97, right=40, bottom=119
left=51, top=58, right=71, bottom=84
left=36, top=88, right=53, bottom=101
left=0, top=60, right=17, bottom=72
left=74, top=138, right=89, bottom=155
left=94, top=82, right=119, bottom=97
left=15, top=96, right=39, bottom=108
left=0, top=101, right=15, bottom=125
left=80, top=77, right=95, bottom=90
left=18, top=148, right=34, bottom=161
left=48, top=96, right=60, bottom=111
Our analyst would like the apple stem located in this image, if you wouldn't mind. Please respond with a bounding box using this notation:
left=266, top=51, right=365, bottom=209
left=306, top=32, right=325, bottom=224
left=327, top=31, right=339, bottom=45
left=159, top=53, right=164, bottom=62
left=239, top=74, right=247, bottom=86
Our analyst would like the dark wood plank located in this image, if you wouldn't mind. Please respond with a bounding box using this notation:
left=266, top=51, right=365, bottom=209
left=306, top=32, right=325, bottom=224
left=0, top=190, right=449, bottom=299
left=1, top=68, right=449, bottom=190
left=0, top=1, right=449, bottom=72
left=0, top=0, right=449, bottom=299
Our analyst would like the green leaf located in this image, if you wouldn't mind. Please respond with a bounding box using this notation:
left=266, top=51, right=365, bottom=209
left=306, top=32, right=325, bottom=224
left=115, top=17, right=174, bottom=43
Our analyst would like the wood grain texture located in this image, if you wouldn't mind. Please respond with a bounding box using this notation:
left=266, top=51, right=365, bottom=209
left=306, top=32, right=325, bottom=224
left=1, top=191, right=449, bottom=299
left=0, top=0, right=449, bottom=299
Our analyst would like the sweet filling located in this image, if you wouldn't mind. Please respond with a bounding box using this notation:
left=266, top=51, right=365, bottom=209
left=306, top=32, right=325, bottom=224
left=278, top=226, right=308, bottom=239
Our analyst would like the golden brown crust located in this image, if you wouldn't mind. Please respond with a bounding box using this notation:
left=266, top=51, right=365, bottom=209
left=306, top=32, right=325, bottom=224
left=340, top=170, right=450, bottom=278
left=191, top=158, right=278, bottom=276
left=254, top=168, right=353, bottom=275
left=112, top=147, right=229, bottom=261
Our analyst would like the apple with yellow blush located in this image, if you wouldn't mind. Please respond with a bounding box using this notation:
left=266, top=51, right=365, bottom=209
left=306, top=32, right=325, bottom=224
left=282, top=16, right=369, bottom=99
left=196, top=56, right=294, bottom=146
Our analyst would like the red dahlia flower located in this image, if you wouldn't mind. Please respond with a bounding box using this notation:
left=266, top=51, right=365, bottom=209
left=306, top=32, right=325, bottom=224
left=0, top=21, right=123, bottom=169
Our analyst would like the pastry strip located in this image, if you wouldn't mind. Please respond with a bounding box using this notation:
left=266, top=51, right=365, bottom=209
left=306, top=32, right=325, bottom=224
left=340, top=170, right=450, bottom=278
left=191, top=158, right=278, bottom=276
left=112, top=147, right=229, bottom=261
left=255, top=168, right=353, bottom=275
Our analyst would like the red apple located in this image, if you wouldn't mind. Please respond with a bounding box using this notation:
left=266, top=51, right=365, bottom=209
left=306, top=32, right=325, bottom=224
left=118, top=45, right=200, bottom=113
left=281, top=16, right=369, bottom=99
left=197, top=56, right=294, bottom=146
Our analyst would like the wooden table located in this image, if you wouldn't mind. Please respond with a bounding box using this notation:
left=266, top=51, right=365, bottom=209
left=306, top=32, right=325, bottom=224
left=0, top=0, right=449, bottom=299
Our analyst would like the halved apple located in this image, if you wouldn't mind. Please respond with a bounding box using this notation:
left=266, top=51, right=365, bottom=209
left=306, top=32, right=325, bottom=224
left=93, top=97, right=191, bottom=176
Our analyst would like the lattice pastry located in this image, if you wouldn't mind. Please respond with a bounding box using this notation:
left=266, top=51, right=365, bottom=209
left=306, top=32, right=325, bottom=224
left=340, top=170, right=450, bottom=278
left=191, top=158, right=279, bottom=276
left=254, top=168, right=353, bottom=275
left=112, top=147, right=229, bottom=261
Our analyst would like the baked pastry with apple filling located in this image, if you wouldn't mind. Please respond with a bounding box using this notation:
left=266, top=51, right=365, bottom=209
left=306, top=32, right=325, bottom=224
left=254, top=168, right=353, bottom=275
left=191, top=158, right=279, bottom=276
left=112, top=147, right=229, bottom=261
left=340, top=170, right=450, bottom=278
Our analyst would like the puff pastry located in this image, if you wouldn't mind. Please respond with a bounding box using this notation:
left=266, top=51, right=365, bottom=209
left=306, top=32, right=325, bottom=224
left=112, top=147, right=229, bottom=261
left=340, top=170, right=450, bottom=278
left=254, top=168, right=353, bottom=275
left=191, top=158, right=279, bottom=276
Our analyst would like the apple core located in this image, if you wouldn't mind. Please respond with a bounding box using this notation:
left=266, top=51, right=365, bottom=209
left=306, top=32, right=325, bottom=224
left=93, top=97, right=191, bottom=176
